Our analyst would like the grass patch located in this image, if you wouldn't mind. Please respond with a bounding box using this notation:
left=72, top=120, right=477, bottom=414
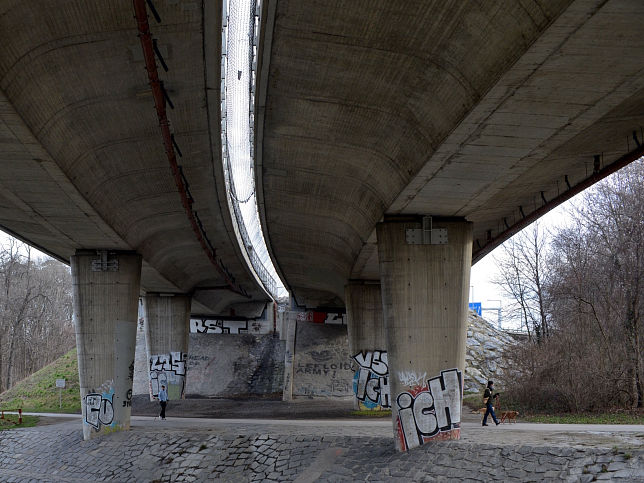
left=0, top=348, right=80, bottom=414
left=463, top=393, right=485, bottom=410
left=522, top=412, right=644, bottom=425
left=350, top=410, right=392, bottom=418
left=0, top=414, right=39, bottom=430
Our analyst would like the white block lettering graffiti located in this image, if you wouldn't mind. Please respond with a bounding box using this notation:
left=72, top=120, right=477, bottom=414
left=190, top=318, right=268, bottom=334
left=352, top=350, right=390, bottom=409
left=149, top=351, right=187, bottom=398
left=84, top=393, right=114, bottom=430
left=395, top=368, right=463, bottom=451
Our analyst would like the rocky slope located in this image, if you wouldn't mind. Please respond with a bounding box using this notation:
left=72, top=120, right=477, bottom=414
left=464, top=311, right=516, bottom=394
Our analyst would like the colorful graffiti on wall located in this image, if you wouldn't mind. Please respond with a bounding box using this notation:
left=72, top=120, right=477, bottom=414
left=395, top=368, right=462, bottom=451
left=352, top=350, right=390, bottom=410
left=84, top=380, right=115, bottom=431
left=149, top=351, right=187, bottom=400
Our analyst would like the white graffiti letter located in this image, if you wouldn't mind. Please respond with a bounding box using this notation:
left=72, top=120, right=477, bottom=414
left=352, top=351, right=373, bottom=369
left=412, top=391, right=437, bottom=436
left=170, top=351, right=186, bottom=376
left=396, top=392, right=420, bottom=449
left=99, top=398, right=114, bottom=426
left=85, top=394, right=101, bottom=429
left=428, top=369, right=462, bottom=430
left=379, top=376, right=391, bottom=408
left=370, top=351, right=388, bottom=376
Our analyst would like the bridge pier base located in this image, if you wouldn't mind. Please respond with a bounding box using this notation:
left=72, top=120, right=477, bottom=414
left=377, top=219, right=472, bottom=451
left=144, top=294, right=191, bottom=401
left=345, top=282, right=389, bottom=411
left=71, top=250, right=141, bottom=441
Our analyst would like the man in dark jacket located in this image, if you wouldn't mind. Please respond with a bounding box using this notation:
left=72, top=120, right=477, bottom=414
left=482, top=380, right=500, bottom=426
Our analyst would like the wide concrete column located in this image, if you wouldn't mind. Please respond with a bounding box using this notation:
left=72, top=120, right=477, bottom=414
left=144, top=294, right=191, bottom=401
left=345, top=281, right=389, bottom=410
left=72, top=250, right=142, bottom=441
left=377, top=218, right=472, bottom=451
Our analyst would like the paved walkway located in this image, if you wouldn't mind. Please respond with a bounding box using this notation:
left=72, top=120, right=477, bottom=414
left=0, top=411, right=642, bottom=482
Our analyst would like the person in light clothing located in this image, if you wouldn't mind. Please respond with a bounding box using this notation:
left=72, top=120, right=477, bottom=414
left=158, top=384, right=168, bottom=420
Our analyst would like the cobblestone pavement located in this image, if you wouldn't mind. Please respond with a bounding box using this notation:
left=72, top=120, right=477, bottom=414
left=0, top=416, right=642, bottom=482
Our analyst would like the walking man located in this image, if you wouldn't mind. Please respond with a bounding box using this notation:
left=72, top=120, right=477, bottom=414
left=482, top=380, right=500, bottom=426
left=158, top=384, right=168, bottom=420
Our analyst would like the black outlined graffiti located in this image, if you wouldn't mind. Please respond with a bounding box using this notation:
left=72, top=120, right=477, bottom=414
left=395, top=368, right=462, bottom=451
left=149, top=351, right=186, bottom=398
left=149, top=351, right=186, bottom=375
left=352, top=350, right=390, bottom=409
left=191, top=319, right=249, bottom=334
left=122, top=389, right=133, bottom=408
left=85, top=393, right=114, bottom=430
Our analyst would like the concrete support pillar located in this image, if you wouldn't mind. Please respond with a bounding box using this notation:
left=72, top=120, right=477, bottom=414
left=377, top=218, right=472, bottom=451
left=282, top=312, right=297, bottom=401
left=72, top=250, right=141, bottom=441
left=345, top=282, right=389, bottom=410
left=144, top=294, right=191, bottom=401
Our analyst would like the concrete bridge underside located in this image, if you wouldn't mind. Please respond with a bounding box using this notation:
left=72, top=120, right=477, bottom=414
left=0, top=0, right=270, bottom=316
left=1, top=0, right=644, bottom=449
left=259, top=0, right=644, bottom=308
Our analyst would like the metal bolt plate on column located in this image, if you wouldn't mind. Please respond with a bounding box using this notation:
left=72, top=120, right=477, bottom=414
left=405, top=216, right=448, bottom=245
left=91, top=250, right=119, bottom=272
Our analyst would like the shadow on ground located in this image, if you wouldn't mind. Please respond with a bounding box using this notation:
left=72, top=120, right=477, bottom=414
left=131, top=394, right=363, bottom=419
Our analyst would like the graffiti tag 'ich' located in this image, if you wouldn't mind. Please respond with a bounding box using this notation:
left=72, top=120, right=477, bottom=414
left=396, top=368, right=462, bottom=451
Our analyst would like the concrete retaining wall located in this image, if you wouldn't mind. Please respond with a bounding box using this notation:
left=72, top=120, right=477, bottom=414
left=133, top=324, right=285, bottom=398
left=292, top=321, right=353, bottom=398
left=185, top=333, right=285, bottom=398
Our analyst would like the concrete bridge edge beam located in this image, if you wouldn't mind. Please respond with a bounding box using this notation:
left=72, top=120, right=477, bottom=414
left=71, top=250, right=142, bottom=441
left=143, top=294, right=191, bottom=402
left=345, top=282, right=388, bottom=411
left=377, top=219, right=472, bottom=451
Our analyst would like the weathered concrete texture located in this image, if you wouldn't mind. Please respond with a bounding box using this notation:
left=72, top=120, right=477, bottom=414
left=72, top=251, right=141, bottom=440
left=144, top=294, right=190, bottom=401
left=282, top=312, right=297, bottom=401
left=293, top=321, right=353, bottom=398
left=345, top=282, right=385, bottom=356
left=185, top=333, right=285, bottom=398
left=0, top=420, right=641, bottom=482
left=133, top=323, right=149, bottom=396
left=378, top=220, right=473, bottom=450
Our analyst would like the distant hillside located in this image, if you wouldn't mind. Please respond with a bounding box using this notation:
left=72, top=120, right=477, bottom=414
left=0, top=348, right=80, bottom=413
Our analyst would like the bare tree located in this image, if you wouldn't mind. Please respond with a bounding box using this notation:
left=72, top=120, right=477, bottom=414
left=0, top=238, right=73, bottom=392
left=494, top=222, right=551, bottom=342
left=499, top=159, right=644, bottom=411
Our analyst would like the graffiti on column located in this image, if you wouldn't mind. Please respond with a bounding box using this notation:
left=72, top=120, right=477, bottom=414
left=149, top=351, right=187, bottom=399
left=84, top=380, right=115, bottom=431
left=296, top=311, right=345, bottom=324
left=395, top=368, right=462, bottom=451
left=352, top=350, right=390, bottom=409
left=190, top=318, right=260, bottom=334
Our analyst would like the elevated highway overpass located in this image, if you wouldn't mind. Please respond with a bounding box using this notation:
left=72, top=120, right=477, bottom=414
left=1, top=0, right=643, bottom=449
